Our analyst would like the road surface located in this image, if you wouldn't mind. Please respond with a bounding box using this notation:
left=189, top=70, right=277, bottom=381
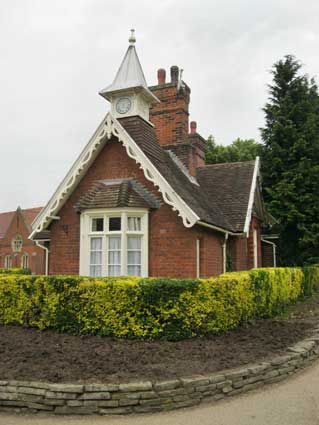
left=1, top=360, right=318, bottom=425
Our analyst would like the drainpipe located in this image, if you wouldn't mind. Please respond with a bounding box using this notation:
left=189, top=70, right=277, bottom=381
left=222, top=233, right=229, bottom=273
left=261, top=238, right=277, bottom=267
left=35, top=240, right=50, bottom=275
left=196, top=239, right=200, bottom=278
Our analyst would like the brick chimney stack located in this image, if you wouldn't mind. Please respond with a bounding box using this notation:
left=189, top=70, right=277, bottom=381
left=149, top=66, right=190, bottom=147
left=149, top=67, right=206, bottom=177
left=157, top=68, right=166, bottom=85
left=190, top=121, right=197, bottom=135
left=170, top=65, right=179, bottom=83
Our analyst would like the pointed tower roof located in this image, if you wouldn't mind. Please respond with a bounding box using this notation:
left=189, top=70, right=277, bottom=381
left=99, top=30, right=159, bottom=104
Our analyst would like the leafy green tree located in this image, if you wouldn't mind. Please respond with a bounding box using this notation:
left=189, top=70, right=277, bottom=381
left=205, top=136, right=261, bottom=164
left=261, top=55, right=319, bottom=266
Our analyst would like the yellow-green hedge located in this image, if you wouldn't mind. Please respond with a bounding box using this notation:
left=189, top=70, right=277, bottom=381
left=0, top=267, right=318, bottom=341
left=0, top=268, right=31, bottom=275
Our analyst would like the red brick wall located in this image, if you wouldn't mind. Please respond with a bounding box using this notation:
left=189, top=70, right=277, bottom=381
left=247, top=216, right=262, bottom=269
left=228, top=235, right=248, bottom=271
left=0, top=210, right=45, bottom=274
left=227, top=217, right=263, bottom=272
left=48, top=139, right=224, bottom=278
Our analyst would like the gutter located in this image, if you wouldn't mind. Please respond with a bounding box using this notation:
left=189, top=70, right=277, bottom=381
left=35, top=240, right=50, bottom=276
left=261, top=237, right=277, bottom=267
left=197, top=220, right=243, bottom=236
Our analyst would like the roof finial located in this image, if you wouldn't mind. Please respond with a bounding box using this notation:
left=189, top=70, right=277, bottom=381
left=129, top=29, right=136, bottom=45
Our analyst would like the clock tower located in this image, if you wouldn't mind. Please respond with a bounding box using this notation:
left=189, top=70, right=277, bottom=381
left=99, top=30, right=159, bottom=122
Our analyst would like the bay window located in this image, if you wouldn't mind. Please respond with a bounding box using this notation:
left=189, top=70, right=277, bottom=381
left=80, top=209, right=148, bottom=277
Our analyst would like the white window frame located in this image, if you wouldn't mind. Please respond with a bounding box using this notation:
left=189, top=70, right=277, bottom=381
left=21, top=253, right=29, bottom=269
left=5, top=255, right=12, bottom=269
left=80, top=208, right=149, bottom=277
left=11, top=234, right=23, bottom=253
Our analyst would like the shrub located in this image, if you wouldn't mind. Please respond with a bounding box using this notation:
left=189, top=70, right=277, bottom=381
left=302, top=266, right=319, bottom=296
left=0, top=268, right=31, bottom=275
left=0, top=266, right=318, bottom=341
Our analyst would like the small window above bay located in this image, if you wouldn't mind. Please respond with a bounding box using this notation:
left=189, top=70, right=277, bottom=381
left=128, top=217, right=141, bottom=231
left=92, top=218, right=104, bottom=232
left=109, top=217, right=121, bottom=231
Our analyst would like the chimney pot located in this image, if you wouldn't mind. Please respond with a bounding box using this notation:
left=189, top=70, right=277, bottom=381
left=170, top=65, right=179, bottom=83
left=190, top=121, right=197, bottom=134
left=157, top=68, right=166, bottom=85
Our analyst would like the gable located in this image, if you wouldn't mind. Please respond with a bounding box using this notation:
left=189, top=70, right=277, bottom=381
left=0, top=207, right=43, bottom=246
left=1, top=209, right=31, bottom=246
left=31, top=113, right=200, bottom=240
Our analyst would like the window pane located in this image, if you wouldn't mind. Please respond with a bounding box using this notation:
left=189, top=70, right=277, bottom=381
left=108, top=236, right=121, bottom=250
left=90, top=237, right=102, bottom=277
left=92, top=218, right=104, bottom=232
left=127, top=236, right=141, bottom=250
left=128, top=265, right=141, bottom=276
left=109, top=217, right=121, bottom=231
left=127, top=217, right=141, bottom=231
left=90, top=250, right=102, bottom=265
left=108, top=251, right=121, bottom=265
left=91, top=237, right=102, bottom=250
left=108, top=265, right=121, bottom=277
left=128, top=251, right=141, bottom=265
left=108, top=236, right=121, bottom=277
left=127, top=236, right=141, bottom=276
left=90, top=265, right=102, bottom=276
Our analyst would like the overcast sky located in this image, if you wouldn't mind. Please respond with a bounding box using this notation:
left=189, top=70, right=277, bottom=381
left=1, top=0, right=318, bottom=211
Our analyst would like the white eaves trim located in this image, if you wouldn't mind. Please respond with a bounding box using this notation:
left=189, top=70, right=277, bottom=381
left=243, top=156, right=260, bottom=236
left=30, top=113, right=199, bottom=238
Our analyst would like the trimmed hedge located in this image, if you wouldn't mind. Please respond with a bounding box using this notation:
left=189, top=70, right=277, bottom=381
left=0, top=268, right=31, bottom=275
left=0, top=267, right=318, bottom=341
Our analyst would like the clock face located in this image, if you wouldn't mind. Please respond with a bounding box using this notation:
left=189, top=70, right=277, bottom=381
left=116, top=97, right=132, bottom=114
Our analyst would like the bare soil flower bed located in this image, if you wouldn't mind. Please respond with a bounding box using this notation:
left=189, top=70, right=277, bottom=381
left=1, top=293, right=319, bottom=384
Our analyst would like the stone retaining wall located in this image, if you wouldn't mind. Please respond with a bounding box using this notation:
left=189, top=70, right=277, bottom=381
left=1, top=331, right=319, bottom=415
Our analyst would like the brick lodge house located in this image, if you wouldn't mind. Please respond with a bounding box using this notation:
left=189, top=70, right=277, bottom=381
left=0, top=207, right=45, bottom=274
left=28, top=30, right=277, bottom=278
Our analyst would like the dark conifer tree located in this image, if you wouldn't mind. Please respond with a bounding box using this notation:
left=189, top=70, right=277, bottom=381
left=261, top=55, right=319, bottom=265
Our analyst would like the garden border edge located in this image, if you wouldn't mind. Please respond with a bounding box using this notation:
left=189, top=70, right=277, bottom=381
left=1, top=330, right=319, bottom=416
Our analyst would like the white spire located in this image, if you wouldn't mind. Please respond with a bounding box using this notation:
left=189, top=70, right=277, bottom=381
left=99, top=29, right=158, bottom=103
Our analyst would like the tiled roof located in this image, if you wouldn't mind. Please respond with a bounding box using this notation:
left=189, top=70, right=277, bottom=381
left=197, top=161, right=256, bottom=232
left=0, top=211, right=15, bottom=239
left=0, top=207, right=42, bottom=239
left=21, top=207, right=43, bottom=229
left=119, top=117, right=236, bottom=232
left=75, top=179, right=160, bottom=212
